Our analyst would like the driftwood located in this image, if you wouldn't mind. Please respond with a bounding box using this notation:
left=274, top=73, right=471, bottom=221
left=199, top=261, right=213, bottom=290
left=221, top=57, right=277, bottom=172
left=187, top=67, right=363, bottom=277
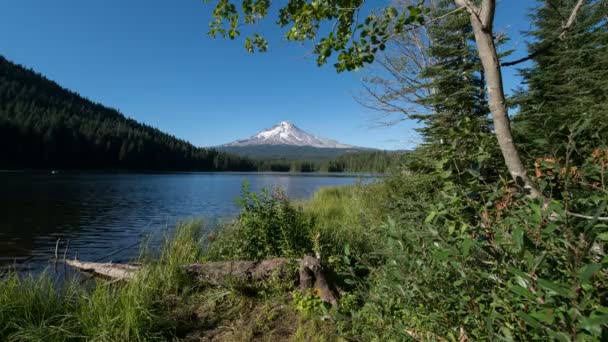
left=65, top=259, right=140, bottom=280
left=66, top=256, right=339, bottom=306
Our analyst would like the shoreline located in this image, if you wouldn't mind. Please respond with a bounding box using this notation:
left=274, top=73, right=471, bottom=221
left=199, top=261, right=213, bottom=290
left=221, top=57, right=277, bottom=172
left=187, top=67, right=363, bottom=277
left=0, top=169, right=388, bottom=178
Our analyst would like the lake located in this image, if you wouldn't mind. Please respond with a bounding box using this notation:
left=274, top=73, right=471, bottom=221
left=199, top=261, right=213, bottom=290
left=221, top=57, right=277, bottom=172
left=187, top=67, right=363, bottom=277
left=0, top=172, right=367, bottom=272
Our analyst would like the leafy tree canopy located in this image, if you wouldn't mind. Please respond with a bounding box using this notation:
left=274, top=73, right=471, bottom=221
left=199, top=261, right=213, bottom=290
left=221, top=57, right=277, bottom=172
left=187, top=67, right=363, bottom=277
left=204, top=0, right=425, bottom=71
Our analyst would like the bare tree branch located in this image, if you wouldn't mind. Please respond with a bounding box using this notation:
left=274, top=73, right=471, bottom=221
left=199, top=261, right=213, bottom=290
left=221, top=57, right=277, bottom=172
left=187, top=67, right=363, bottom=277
left=561, top=0, right=586, bottom=38
left=502, top=0, right=586, bottom=67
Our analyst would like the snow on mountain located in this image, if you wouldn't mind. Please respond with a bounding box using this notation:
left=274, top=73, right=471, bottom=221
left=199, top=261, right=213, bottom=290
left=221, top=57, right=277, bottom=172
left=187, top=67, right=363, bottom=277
left=222, top=121, right=356, bottom=149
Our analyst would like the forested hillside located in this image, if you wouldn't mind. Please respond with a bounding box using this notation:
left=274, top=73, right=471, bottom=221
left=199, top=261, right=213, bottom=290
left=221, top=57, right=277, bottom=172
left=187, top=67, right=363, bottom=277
left=254, top=150, right=405, bottom=173
left=0, top=56, right=255, bottom=171
left=218, top=144, right=364, bottom=160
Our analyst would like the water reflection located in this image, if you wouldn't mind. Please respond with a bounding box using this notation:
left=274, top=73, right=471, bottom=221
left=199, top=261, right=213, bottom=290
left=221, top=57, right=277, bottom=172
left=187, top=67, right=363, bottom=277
left=0, top=172, right=365, bottom=271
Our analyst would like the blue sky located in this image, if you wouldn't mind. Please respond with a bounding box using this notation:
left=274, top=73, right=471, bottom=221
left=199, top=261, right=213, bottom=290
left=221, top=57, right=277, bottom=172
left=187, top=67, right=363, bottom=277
left=0, top=0, right=537, bottom=150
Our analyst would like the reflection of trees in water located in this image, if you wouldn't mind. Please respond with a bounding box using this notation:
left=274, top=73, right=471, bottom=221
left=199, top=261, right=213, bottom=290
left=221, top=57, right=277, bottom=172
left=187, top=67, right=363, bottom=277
left=0, top=174, right=89, bottom=264
left=0, top=173, right=361, bottom=271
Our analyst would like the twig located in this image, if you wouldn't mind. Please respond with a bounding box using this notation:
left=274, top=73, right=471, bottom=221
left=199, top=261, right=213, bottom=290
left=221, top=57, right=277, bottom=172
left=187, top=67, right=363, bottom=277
left=62, top=240, right=70, bottom=261
left=566, top=211, right=608, bottom=222
left=54, top=238, right=61, bottom=260
left=93, top=241, right=141, bottom=262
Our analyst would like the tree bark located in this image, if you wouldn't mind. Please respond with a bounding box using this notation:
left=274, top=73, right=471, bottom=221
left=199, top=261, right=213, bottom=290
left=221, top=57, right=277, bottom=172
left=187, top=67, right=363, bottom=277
left=299, top=255, right=338, bottom=307
left=454, top=0, right=543, bottom=198
left=183, top=258, right=293, bottom=286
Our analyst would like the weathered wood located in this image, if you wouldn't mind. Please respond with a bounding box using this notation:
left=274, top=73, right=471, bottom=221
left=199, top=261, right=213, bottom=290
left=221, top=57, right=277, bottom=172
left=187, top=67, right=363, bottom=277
left=183, top=258, right=293, bottom=286
left=299, top=255, right=338, bottom=307
left=66, top=256, right=339, bottom=305
left=65, top=259, right=140, bottom=280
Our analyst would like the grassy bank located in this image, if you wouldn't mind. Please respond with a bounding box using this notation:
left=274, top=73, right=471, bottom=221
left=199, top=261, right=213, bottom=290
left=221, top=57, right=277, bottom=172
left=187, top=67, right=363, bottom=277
left=0, top=181, right=385, bottom=341
left=1, top=169, right=607, bottom=341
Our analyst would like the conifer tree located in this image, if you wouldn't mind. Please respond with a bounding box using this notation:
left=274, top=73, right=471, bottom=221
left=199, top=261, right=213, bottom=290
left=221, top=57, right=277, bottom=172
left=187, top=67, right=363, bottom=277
left=514, top=0, right=608, bottom=161
left=399, top=1, right=502, bottom=185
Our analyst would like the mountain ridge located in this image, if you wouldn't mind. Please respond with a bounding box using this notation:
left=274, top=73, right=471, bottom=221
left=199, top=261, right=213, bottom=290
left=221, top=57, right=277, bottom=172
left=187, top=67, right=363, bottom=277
left=222, top=121, right=359, bottom=149
left=217, top=121, right=371, bottom=160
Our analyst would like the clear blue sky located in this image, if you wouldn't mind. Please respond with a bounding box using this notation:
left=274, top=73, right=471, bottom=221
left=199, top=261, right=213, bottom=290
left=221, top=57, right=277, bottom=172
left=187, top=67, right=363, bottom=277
left=0, top=0, right=537, bottom=150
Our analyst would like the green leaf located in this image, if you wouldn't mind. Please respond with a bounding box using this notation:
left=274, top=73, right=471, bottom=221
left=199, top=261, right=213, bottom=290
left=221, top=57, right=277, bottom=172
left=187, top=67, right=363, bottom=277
left=597, top=232, right=608, bottom=241
left=343, top=278, right=356, bottom=285
left=579, top=263, right=601, bottom=283
left=466, top=168, right=480, bottom=178
left=425, top=211, right=436, bottom=224
left=532, top=201, right=543, bottom=217
left=517, top=311, right=542, bottom=329
left=530, top=310, right=554, bottom=324
left=547, top=330, right=571, bottom=342
left=512, top=227, right=524, bottom=251
left=510, top=284, right=536, bottom=300
left=578, top=315, right=608, bottom=335
left=537, top=279, right=574, bottom=298
left=434, top=250, right=449, bottom=260
left=461, top=238, right=474, bottom=257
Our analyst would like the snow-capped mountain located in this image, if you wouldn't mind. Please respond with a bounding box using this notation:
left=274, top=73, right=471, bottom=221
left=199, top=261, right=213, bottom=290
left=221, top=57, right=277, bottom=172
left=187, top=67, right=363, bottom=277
left=222, top=121, right=356, bottom=148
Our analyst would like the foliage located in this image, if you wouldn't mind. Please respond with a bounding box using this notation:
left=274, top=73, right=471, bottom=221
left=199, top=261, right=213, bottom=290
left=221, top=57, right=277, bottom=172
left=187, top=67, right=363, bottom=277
left=222, top=147, right=406, bottom=173
left=322, top=150, right=404, bottom=173
left=204, top=0, right=426, bottom=71
left=206, top=182, right=315, bottom=261
left=514, top=0, right=608, bottom=164
left=292, top=290, right=328, bottom=318
left=332, top=162, right=607, bottom=341
left=399, top=0, right=506, bottom=196
left=2, top=1, right=608, bottom=339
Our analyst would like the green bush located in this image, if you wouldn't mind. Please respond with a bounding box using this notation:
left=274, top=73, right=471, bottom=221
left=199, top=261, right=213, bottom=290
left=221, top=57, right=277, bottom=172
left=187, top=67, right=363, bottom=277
left=339, top=149, right=608, bottom=340
left=207, top=182, right=315, bottom=261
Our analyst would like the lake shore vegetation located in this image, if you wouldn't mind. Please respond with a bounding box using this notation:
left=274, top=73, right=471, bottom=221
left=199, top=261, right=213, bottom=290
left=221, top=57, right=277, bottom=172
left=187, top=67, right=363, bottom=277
left=1, top=0, right=607, bottom=340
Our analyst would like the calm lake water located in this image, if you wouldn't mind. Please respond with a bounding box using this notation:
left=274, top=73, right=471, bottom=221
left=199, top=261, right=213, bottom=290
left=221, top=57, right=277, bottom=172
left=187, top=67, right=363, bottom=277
left=0, top=172, right=366, bottom=272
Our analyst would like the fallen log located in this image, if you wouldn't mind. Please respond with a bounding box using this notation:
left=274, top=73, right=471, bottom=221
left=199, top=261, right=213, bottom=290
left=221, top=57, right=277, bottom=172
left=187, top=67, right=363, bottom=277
left=66, top=256, right=339, bottom=306
left=65, top=259, right=140, bottom=280
left=182, top=258, right=293, bottom=286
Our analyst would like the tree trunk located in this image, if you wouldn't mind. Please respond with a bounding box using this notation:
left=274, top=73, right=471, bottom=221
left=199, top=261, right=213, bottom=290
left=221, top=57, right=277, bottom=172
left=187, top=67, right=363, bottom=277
left=455, top=0, right=542, bottom=198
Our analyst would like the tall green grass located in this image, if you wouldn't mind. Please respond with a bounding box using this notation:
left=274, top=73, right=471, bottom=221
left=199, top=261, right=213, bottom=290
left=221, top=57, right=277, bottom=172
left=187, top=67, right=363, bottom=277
left=0, top=221, right=205, bottom=341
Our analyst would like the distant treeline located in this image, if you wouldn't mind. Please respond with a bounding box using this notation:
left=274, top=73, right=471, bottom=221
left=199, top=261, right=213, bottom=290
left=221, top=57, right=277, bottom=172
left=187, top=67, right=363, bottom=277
left=255, top=150, right=404, bottom=173
left=0, top=56, right=402, bottom=173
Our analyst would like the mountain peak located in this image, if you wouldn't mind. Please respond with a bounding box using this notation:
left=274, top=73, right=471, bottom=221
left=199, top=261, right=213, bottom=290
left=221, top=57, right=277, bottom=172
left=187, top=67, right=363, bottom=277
left=222, top=121, right=356, bottom=149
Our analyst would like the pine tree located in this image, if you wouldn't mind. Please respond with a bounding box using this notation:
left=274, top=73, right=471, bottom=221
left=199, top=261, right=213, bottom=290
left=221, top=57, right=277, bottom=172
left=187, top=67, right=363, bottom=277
left=408, top=0, right=502, bottom=184
left=514, top=0, right=608, bottom=161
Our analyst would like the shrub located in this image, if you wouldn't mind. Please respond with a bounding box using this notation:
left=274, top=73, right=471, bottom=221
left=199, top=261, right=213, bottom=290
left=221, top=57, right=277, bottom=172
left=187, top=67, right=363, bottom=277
left=340, top=148, right=608, bottom=340
left=207, top=182, right=314, bottom=261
